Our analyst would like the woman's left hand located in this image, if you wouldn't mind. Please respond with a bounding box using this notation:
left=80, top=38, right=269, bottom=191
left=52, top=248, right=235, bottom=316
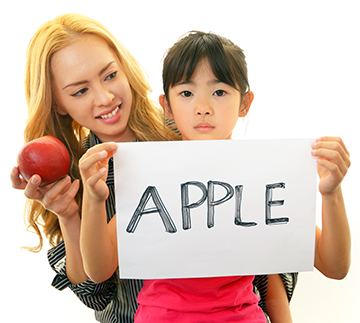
left=79, top=142, right=118, bottom=202
left=312, top=137, right=351, bottom=196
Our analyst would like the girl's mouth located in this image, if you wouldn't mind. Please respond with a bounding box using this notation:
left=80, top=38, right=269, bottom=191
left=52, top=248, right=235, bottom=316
left=195, top=122, right=214, bottom=132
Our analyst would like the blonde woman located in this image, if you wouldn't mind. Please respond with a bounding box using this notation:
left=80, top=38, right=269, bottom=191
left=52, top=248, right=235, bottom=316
left=11, top=13, right=179, bottom=322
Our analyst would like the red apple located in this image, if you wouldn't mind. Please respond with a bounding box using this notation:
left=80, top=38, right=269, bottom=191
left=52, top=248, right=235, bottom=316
left=17, top=136, right=71, bottom=186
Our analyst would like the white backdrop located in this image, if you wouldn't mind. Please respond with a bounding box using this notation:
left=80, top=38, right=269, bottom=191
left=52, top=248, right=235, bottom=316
left=1, top=1, right=359, bottom=322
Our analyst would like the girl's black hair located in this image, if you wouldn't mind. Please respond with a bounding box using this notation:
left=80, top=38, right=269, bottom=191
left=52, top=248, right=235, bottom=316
left=162, top=31, right=250, bottom=101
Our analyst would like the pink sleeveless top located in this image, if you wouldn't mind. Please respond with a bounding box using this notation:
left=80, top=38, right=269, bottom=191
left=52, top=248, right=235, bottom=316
left=135, top=275, right=266, bottom=322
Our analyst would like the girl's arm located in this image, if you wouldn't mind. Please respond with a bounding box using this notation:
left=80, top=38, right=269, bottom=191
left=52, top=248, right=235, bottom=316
left=11, top=168, right=89, bottom=284
left=266, top=274, right=293, bottom=323
left=311, top=137, right=351, bottom=279
left=79, top=142, right=119, bottom=283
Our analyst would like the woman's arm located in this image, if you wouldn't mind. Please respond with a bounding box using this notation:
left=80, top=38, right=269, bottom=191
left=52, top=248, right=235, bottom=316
left=79, top=143, right=119, bottom=283
left=11, top=167, right=89, bottom=284
left=312, top=137, right=351, bottom=279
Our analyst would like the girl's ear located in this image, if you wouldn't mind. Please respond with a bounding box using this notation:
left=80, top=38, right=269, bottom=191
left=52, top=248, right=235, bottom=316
left=239, top=91, right=254, bottom=117
left=159, top=94, right=173, bottom=120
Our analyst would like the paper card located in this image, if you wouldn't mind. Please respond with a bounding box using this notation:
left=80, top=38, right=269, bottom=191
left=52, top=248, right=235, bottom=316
left=114, top=139, right=317, bottom=279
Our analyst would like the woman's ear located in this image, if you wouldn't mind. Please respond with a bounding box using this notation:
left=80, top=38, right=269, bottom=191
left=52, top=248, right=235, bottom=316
left=53, top=99, right=68, bottom=116
left=159, top=94, right=173, bottom=120
left=239, top=91, right=254, bottom=117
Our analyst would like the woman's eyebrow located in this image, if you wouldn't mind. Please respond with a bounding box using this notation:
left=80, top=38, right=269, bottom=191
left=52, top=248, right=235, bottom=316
left=99, top=61, right=116, bottom=76
left=62, top=61, right=116, bottom=90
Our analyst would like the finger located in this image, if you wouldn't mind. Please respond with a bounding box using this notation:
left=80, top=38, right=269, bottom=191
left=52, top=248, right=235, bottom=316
left=86, top=167, right=107, bottom=188
left=312, top=140, right=350, bottom=168
left=80, top=142, right=117, bottom=170
left=315, top=137, right=350, bottom=157
left=85, top=142, right=118, bottom=155
left=316, top=158, right=344, bottom=182
left=45, top=180, right=80, bottom=216
left=10, top=167, right=27, bottom=190
left=312, top=148, right=348, bottom=176
left=42, top=176, right=72, bottom=208
left=23, top=175, right=44, bottom=200
left=80, top=150, right=110, bottom=174
left=58, top=180, right=80, bottom=215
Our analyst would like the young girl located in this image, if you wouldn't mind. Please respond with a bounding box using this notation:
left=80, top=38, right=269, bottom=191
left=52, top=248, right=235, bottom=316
left=10, top=13, right=180, bottom=322
left=79, top=32, right=351, bottom=322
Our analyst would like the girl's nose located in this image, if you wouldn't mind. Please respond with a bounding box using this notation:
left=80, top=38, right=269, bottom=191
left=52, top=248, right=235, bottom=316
left=94, top=85, right=114, bottom=107
left=195, top=99, right=213, bottom=116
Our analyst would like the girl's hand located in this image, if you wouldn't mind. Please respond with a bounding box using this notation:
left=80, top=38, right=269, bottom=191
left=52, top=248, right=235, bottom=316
left=312, top=137, right=351, bottom=196
left=11, top=166, right=80, bottom=220
left=79, top=142, right=117, bottom=202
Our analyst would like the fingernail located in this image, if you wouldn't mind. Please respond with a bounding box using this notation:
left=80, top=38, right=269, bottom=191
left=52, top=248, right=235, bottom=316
left=31, top=176, right=39, bottom=184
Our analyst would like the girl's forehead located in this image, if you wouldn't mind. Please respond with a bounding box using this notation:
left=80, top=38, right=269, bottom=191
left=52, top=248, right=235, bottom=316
left=177, top=58, right=215, bottom=83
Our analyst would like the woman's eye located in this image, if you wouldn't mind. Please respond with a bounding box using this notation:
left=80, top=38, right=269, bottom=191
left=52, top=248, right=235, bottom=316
left=214, top=90, right=226, bottom=97
left=180, top=91, right=193, bottom=97
left=71, top=88, right=88, bottom=97
left=105, top=71, right=117, bottom=81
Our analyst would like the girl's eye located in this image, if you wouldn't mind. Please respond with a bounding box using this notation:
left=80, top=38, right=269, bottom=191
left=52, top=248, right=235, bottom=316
left=71, top=88, right=88, bottom=97
left=180, top=91, right=193, bottom=97
left=105, top=71, right=117, bottom=81
left=214, top=90, right=226, bottom=97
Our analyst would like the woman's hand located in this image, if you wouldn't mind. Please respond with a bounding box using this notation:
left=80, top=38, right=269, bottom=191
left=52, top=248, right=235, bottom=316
left=79, top=142, right=117, bottom=202
left=312, top=137, right=351, bottom=196
left=11, top=166, right=80, bottom=220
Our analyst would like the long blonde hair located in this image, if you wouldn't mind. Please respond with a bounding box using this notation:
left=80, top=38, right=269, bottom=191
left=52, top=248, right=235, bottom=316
left=24, top=13, right=180, bottom=252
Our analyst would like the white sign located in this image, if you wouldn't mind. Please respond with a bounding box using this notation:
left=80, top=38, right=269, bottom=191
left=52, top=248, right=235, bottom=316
left=114, top=139, right=317, bottom=279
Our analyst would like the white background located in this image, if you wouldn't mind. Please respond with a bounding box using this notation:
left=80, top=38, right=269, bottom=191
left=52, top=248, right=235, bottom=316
left=1, top=1, right=359, bottom=322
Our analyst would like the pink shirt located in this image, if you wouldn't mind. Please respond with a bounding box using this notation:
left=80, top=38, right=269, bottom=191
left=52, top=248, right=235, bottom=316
left=135, top=275, right=266, bottom=322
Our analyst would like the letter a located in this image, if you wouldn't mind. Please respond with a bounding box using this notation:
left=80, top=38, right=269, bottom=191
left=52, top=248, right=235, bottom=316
left=126, top=186, right=177, bottom=233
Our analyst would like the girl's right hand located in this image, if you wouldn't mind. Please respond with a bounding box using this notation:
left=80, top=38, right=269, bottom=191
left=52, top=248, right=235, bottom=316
left=11, top=166, right=80, bottom=220
left=79, top=142, right=117, bottom=202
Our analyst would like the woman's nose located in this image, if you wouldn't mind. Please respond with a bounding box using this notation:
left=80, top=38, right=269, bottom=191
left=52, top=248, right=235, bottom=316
left=94, top=85, right=114, bottom=107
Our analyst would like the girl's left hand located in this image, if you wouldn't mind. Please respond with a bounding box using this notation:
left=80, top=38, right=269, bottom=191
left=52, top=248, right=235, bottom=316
left=312, top=137, right=351, bottom=196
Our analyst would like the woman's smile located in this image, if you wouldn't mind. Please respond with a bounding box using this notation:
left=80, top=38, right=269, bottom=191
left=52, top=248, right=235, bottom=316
left=96, top=104, right=122, bottom=123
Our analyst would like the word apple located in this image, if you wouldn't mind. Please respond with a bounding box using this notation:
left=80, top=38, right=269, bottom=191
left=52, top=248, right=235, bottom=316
left=17, top=136, right=70, bottom=186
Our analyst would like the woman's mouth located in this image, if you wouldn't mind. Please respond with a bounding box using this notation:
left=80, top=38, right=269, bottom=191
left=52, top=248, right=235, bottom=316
left=98, top=105, right=120, bottom=119
left=96, top=104, right=122, bottom=124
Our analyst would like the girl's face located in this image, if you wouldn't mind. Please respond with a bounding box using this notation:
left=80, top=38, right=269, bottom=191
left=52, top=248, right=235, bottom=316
left=51, top=35, right=134, bottom=142
left=161, top=59, right=253, bottom=141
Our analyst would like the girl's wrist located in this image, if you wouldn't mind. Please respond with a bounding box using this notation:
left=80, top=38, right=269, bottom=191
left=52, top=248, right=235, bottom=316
left=321, top=186, right=343, bottom=203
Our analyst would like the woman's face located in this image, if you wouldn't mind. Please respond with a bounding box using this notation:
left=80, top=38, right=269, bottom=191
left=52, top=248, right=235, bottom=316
left=51, top=35, right=134, bottom=142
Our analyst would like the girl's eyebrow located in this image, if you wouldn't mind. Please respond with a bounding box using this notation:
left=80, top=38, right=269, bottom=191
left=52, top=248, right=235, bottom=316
left=62, top=61, right=116, bottom=90
left=175, top=78, right=222, bottom=87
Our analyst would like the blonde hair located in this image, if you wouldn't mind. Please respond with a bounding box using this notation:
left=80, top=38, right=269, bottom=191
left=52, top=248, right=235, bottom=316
left=24, top=13, right=180, bottom=252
